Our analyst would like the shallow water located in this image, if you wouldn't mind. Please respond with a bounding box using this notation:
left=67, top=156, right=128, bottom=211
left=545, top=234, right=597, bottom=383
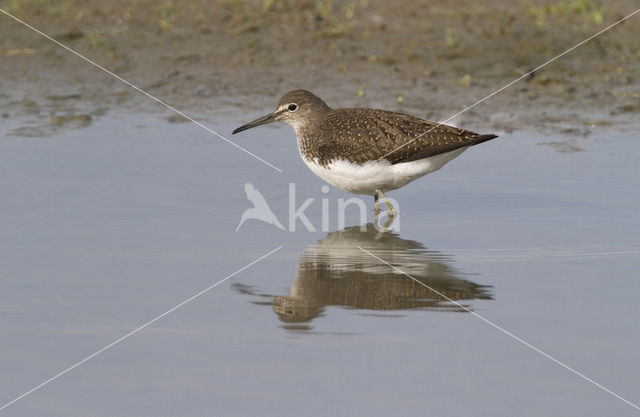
left=1, top=112, right=639, bottom=416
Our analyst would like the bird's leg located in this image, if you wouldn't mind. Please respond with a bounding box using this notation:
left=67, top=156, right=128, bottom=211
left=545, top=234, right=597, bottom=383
left=374, top=194, right=380, bottom=219
left=381, top=214, right=395, bottom=230
left=377, top=190, right=397, bottom=218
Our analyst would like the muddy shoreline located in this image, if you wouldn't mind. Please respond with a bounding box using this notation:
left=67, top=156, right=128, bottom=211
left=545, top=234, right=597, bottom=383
left=1, top=0, right=638, bottom=138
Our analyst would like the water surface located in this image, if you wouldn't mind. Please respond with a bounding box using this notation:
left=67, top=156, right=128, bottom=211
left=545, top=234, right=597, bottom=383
left=1, top=112, right=639, bottom=416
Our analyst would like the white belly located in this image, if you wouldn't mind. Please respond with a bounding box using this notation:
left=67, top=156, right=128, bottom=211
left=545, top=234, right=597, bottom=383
left=300, top=148, right=467, bottom=195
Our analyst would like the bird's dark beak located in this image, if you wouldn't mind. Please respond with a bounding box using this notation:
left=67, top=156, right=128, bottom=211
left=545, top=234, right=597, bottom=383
left=232, top=110, right=281, bottom=134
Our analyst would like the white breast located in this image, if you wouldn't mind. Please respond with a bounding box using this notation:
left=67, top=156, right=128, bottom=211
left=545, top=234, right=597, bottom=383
left=300, top=148, right=467, bottom=195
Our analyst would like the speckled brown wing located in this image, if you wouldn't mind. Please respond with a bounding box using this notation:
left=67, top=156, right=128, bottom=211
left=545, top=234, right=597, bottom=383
left=304, top=108, right=497, bottom=166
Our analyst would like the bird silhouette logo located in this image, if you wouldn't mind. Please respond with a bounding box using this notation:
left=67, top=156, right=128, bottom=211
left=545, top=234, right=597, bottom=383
left=237, top=182, right=285, bottom=231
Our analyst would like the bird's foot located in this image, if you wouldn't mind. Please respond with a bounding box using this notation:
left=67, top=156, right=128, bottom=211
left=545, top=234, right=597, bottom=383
left=373, top=210, right=397, bottom=233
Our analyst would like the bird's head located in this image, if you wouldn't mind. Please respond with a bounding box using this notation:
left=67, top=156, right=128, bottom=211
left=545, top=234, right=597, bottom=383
left=232, top=89, right=331, bottom=135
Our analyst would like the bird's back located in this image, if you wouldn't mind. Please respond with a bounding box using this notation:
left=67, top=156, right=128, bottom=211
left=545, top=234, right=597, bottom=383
left=298, top=108, right=497, bottom=166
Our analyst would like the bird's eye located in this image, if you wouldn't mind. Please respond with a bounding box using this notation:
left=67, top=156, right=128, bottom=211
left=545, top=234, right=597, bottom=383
left=287, top=104, right=298, bottom=112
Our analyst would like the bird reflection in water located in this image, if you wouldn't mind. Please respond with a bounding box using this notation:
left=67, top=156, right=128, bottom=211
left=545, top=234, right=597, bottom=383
left=233, top=224, right=492, bottom=330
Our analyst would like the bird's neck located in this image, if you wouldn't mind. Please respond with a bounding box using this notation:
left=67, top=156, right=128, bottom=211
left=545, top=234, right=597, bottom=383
left=296, top=107, right=332, bottom=134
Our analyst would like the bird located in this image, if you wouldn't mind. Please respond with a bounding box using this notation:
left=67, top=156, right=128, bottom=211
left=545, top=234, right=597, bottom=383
left=232, top=89, right=497, bottom=220
left=236, top=182, right=285, bottom=231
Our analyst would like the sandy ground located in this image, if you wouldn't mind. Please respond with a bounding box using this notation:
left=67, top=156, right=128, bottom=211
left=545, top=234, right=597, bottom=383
left=0, top=0, right=638, bottom=137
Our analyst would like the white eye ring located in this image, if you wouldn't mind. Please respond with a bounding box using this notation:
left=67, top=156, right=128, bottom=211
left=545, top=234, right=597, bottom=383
left=287, top=104, right=298, bottom=112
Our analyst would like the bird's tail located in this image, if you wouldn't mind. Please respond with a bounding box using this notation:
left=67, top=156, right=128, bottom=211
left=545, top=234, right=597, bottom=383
left=470, top=134, right=498, bottom=147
